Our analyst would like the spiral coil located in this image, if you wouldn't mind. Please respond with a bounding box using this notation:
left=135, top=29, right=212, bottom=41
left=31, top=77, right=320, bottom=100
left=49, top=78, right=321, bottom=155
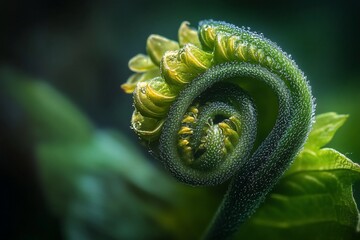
left=122, top=20, right=314, bottom=239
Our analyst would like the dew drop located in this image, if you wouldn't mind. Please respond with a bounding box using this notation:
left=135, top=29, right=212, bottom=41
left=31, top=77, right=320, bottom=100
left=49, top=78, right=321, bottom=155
left=133, top=121, right=141, bottom=128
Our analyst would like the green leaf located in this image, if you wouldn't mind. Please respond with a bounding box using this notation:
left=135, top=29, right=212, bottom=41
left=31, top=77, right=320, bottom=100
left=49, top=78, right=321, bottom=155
left=1, top=69, right=220, bottom=239
left=1, top=69, right=93, bottom=143
left=237, top=113, right=360, bottom=240
left=304, top=112, right=348, bottom=150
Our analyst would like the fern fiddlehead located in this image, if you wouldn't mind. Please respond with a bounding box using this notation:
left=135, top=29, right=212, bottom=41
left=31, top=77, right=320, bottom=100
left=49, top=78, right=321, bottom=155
left=122, top=20, right=315, bottom=239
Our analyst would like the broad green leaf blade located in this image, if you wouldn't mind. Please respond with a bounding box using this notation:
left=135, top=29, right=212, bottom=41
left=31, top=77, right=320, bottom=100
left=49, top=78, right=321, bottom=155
left=238, top=173, right=359, bottom=239
left=237, top=112, right=360, bottom=240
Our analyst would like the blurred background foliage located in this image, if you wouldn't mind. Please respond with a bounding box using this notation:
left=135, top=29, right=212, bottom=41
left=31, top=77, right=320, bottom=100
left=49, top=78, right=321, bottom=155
left=1, top=0, right=359, bottom=239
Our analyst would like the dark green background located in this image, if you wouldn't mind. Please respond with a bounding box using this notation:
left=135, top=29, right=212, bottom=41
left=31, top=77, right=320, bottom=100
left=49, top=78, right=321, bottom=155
left=1, top=0, right=359, bottom=239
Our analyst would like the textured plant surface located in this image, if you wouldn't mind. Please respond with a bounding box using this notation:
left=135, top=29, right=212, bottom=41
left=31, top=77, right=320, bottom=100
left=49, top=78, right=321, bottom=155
left=122, top=20, right=316, bottom=238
